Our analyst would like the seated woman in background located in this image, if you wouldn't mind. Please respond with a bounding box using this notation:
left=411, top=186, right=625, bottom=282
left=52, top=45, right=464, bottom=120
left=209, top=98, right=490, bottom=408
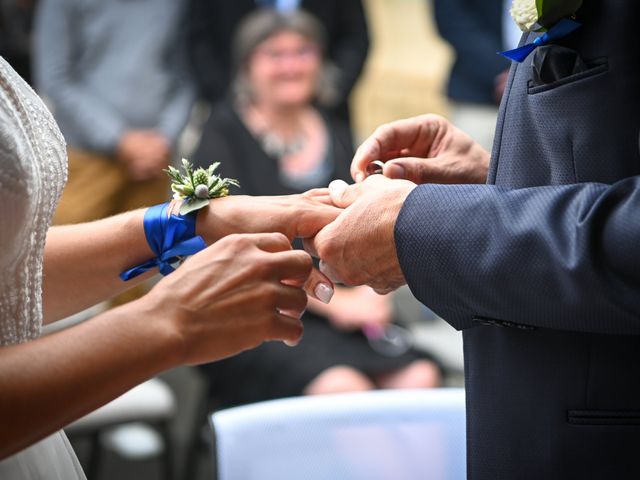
left=192, top=9, right=441, bottom=407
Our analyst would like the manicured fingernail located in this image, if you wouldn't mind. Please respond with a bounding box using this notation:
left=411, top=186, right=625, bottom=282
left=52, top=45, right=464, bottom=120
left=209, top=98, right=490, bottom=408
left=314, top=283, right=334, bottom=304
left=328, top=179, right=348, bottom=195
left=284, top=339, right=299, bottom=347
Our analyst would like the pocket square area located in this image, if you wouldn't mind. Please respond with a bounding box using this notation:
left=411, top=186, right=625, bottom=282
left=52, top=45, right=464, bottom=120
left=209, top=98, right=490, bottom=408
left=531, top=45, right=589, bottom=86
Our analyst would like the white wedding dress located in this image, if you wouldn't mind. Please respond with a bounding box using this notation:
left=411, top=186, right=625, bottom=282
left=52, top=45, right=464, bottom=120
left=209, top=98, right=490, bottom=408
left=0, top=57, right=86, bottom=479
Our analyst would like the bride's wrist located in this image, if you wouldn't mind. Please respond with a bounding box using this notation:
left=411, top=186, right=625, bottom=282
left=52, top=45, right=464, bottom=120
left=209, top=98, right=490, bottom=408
left=111, top=294, right=187, bottom=369
left=195, top=196, right=234, bottom=244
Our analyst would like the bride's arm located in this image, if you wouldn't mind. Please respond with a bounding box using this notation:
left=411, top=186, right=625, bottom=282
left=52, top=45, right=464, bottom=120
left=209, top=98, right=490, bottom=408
left=3, top=231, right=310, bottom=459
left=43, top=192, right=339, bottom=323
left=43, top=210, right=152, bottom=323
left=1, top=299, right=178, bottom=458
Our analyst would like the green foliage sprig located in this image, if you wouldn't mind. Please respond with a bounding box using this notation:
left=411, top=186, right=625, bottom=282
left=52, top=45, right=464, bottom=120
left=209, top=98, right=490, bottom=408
left=165, top=159, right=240, bottom=215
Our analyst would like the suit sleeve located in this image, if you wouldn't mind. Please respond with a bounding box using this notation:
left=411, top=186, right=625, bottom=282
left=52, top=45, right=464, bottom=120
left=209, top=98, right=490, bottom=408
left=395, top=177, right=640, bottom=335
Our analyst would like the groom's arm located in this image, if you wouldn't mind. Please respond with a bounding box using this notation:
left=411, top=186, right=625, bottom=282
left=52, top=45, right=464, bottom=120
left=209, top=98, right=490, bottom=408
left=395, top=176, right=640, bottom=334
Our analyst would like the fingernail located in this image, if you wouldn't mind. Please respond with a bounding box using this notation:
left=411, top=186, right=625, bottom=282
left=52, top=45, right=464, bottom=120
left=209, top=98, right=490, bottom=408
left=354, top=172, right=364, bottom=183
left=328, top=179, right=348, bottom=195
left=314, top=283, right=334, bottom=304
left=284, top=339, right=299, bottom=347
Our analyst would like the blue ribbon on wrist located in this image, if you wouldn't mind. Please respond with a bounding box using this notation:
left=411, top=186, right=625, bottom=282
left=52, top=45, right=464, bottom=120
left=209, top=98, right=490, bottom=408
left=499, top=18, right=582, bottom=63
left=120, top=203, right=207, bottom=281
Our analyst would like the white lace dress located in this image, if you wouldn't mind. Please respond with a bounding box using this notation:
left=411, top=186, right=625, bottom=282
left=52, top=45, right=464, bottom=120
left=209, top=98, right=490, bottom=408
left=0, top=57, right=86, bottom=479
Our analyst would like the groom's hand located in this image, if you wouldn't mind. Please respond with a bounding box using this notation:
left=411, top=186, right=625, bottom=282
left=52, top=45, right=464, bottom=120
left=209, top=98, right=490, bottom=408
left=305, top=176, right=416, bottom=294
left=351, top=114, right=490, bottom=185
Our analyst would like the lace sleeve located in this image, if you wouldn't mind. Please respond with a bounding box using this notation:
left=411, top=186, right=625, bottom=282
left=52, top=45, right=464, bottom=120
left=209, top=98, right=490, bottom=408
left=0, top=101, right=31, bottom=270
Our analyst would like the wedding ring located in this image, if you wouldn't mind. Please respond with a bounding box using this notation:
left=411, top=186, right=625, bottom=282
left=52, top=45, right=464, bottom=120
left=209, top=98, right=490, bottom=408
left=366, top=160, right=385, bottom=176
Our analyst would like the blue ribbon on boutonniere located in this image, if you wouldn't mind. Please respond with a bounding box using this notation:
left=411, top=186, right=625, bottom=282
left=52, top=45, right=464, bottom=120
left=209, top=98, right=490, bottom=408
left=120, top=203, right=207, bottom=281
left=499, top=18, right=581, bottom=63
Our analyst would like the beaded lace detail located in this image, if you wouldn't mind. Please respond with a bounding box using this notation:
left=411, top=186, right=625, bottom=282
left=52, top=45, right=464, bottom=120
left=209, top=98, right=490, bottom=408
left=0, top=57, right=67, bottom=346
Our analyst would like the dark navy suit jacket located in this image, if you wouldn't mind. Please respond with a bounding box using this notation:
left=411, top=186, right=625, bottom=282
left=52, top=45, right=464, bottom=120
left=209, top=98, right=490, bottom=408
left=433, top=0, right=510, bottom=104
left=396, top=1, right=640, bottom=478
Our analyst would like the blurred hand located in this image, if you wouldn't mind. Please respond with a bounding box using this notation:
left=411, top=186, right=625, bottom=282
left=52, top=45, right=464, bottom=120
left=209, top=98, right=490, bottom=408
left=196, top=189, right=341, bottom=243
left=143, top=232, right=317, bottom=364
left=117, top=130, right=171, bottom=181
left=351, top=114, right=490, bottom=185
left=305, top=176, right=416, bottom=294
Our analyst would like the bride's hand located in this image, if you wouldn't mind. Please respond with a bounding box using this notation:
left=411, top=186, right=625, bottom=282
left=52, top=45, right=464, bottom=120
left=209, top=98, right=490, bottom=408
left=195, top=190, right=341, bottom=243
left=142, top=232, right=319, bottom=365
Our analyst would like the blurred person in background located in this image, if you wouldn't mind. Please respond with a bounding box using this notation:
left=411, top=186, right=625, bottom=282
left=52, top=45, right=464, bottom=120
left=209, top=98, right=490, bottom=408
left=0, top=0, right=37, bottom=84
left=33, top=0, right=195, bottom=227
left=433, top=0, right=518, bottom=150
left=192, top=10, right=441, bottom=407
left=188, top=0, right=369, bottom=127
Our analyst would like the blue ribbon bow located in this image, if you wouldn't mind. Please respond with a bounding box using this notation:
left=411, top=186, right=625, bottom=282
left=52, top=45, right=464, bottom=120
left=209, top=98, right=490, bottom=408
left=499, top=18, right=582, bottom=63
left=120, top=203, right=207, bottom=281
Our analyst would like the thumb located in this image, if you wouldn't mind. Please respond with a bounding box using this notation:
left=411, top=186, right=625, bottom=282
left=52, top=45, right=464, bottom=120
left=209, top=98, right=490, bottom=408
left=383, top=157, right=438, bottom=184
left=328, top=179, right=363, bottom=209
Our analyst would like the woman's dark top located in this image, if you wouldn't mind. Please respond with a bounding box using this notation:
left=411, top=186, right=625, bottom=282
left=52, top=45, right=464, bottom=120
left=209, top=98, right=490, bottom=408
left=192, top=98, right=353, bottom=195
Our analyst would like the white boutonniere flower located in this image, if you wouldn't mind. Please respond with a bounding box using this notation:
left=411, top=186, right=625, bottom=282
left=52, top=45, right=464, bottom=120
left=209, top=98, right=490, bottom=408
left=510, top=0, right=583, bottom=32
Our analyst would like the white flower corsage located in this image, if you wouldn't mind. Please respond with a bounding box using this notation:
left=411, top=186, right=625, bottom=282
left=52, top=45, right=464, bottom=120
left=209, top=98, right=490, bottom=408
left=165, top=159, right=240, bottom=216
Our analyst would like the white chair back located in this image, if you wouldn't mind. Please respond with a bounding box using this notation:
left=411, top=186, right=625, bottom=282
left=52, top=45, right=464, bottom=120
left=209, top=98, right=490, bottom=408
left=210, top=388, right=466, bottom=480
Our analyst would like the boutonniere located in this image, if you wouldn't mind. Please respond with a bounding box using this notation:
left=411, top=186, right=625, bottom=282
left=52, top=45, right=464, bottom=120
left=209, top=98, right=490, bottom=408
left=165, top=159, right=240, bottom=216
left=500, top=0, right=583, bottom=62
left=511, top=0, right=583, bottom=32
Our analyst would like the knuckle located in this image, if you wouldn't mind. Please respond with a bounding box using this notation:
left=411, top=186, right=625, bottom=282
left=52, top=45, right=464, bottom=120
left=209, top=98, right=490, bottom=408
left=421, top=113, right=443, bottom=124
left=296, top=251, right=313, bottom=271
left=315, top=234, right=334, bottom=258
left=251, top=257, right=274, bottom=278
left=319, top=240, right=340, bottom=263
left=260, top=282, right=280, bottom=308
left=270, top=311, right=282, bottom=326
left=223, top=233, right=251, bottom=250
left=374, top=123, right=390, bottom=136
left=271, top=231, right=290, bottom=247
left=294, top=287, right=308, bottom=309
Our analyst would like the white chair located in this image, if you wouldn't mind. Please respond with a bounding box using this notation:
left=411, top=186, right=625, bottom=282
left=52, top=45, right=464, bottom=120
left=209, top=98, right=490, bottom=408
left=65, top=378, right=177, bottom=479
left=43, top=307, right=178, bottom=479
left=209, top=388, right=466, bottom=480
